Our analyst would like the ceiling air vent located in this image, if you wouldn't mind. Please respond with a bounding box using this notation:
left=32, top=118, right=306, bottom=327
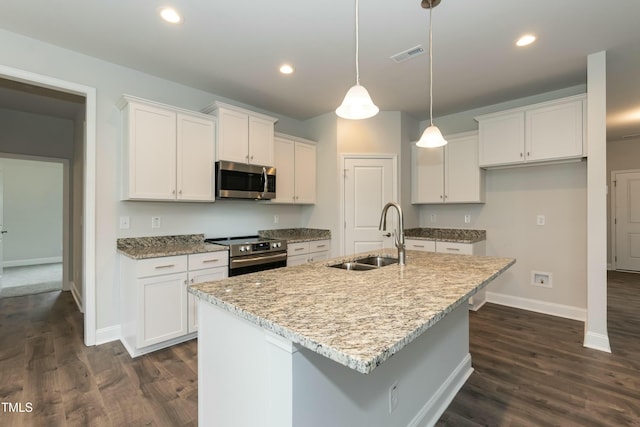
left=390, top=45, right=424, bottom=63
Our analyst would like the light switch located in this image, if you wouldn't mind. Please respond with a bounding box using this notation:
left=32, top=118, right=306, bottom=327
left=119, top=216, right=130, bottom=229
left=536, top=214, right=545, bottom=226
left=151, top=216, right=161, bottom=228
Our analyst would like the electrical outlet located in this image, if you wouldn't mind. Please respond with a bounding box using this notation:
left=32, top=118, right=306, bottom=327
left=389, top=381, right=399, bottom=413
left=273, top=215, right=279, bottom=224
left=536, top=214, right=545, bottom=226
left=464, top=214, right=471, bottom=224
left=430, top=213, right=437, bottom=223
left=151, top=216, right=161, bottom=228
left=531, top=271, right=552, bottom=288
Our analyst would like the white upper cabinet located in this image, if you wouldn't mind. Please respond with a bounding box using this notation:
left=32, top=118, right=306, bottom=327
left=272, top=134, right=317, bottom=204
left=412, top=131, right=485, bottom=204
left=119, top=95, right=215, bottom=201
left=476, top=94, right=586, bottom=168
left=203, top=101, right=277, bottom=166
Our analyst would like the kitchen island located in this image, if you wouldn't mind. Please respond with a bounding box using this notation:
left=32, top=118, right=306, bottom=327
left=189, top=249, right=514, bottom=427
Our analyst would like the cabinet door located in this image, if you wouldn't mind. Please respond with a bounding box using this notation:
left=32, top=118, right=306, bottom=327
left=445, top=133, right=484, bottom=203
left=248, top=115, right=275, bottom=166
left=272, top=137, right=295, bottom=203
left=188, top=267, right=228, bottom=333
left=137, top=272, right=188, bottom=348
left=287, top=253, right=309, bottom=267
left=126, top=102, right=177, bottom=199
left=308, top=251, right=329, bottom=263
left=177, top=113, right=215, bottom=201
left=294, top=142, right=317, bottom=204
left=525, top=99, right=584, bottom=161
left=478, top=111, right=525, bottom=167
left=217, top=108, right=249, bottom=163
left=412, top=144, right=444, bottom=203
left=405, top=239, right=435, bottom=252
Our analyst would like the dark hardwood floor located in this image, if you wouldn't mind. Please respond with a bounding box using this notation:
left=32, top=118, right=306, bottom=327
left=1, top=271, right=638, bottom=426
left=437, top=271, right=640, bottom=427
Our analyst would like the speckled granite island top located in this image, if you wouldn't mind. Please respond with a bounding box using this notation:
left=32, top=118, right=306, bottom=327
left=117, top=234, right=227, bottom=259
left=189, top=248, right=514, bottom=374
left=258, top=227, right=331, bottom=243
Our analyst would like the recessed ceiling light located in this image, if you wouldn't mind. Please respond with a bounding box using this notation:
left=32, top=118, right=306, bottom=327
left=516, top=34, right=536, bottom=47
left=279, top=64, right=295, bottom=75
left=160, top=7, right=182, bottom=24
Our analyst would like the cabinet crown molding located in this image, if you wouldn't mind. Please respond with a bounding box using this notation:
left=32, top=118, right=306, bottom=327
left=201, top=100, right=278, bottom=124
left=473, top=93, right=586, bottom=122
left=118, top=94, right=214, bottom=120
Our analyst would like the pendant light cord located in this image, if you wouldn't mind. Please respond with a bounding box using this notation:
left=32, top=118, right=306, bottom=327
left=355, top=0, right=360, bottom=85
left=428, top=0, right=434, bottom=126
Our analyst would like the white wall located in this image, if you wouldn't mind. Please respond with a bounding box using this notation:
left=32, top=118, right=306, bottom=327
left=0, top=158, right=63, bottom=265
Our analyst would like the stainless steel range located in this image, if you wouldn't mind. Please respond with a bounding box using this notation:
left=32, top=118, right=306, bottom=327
left=205, top=235, right=287, bottom=276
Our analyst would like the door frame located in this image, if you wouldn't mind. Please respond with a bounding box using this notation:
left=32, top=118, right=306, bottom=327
left=339, top=153, right=398, bottom=257
left=0, top=64, right=97, bottom=346
left=610, top=168, right=640, bottom=271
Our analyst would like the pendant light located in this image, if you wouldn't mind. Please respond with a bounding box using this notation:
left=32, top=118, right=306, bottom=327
left=416, top=0, right=447, bottom=148
left=336, top=0, right=379, bottom=120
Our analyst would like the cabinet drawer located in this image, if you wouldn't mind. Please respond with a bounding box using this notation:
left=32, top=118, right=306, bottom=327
left=405, top=239, right=436, bottom=252
left=308, top=251, right=330, bottom=263
left=135, top=255, right=188, bottom=278
left=435, top=242, right=473, bottom=255
left=309, top=239, right=330, bottom=253
left=189, top=251, right=228, bottom=270
left=287, top=242, right=309, bottom=256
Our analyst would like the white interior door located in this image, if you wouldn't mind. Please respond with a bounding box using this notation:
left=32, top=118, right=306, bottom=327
left=615, top=171, right=640, bottom=271
left=343, top=156, right=396, bottom=255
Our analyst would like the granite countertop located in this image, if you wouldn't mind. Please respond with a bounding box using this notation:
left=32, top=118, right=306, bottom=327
left=189, top=248, right=514, bottom=374
left=117, top=234, right=227, bottom=259
left=404, top=228, right=486, bottom=243
left=258, top=228, right=331, bottom=243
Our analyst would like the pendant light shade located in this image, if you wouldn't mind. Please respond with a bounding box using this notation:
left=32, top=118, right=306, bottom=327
left=336, top=84, right=379, bottom=119
left=416, top=124, right=447, bottom=147
left=416, top=0, right=447, bottom=148
left=336, top=0, right=379, bottom=120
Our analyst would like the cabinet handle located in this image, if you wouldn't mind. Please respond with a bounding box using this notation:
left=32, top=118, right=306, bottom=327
left=308, top=257, right=314, bottom=262
left=413, top=244, right=425, bottom=248
left=527, top=151, right=530, bottom=157
left=190, top=278, right=194, bottom=283
left=316, top=244, right=326, bottom=248
left=445, top=247, right=460, bottom=252
left=202, top=259, right=220, bottom=263
left=294, top=247, right=305, bottom=252
left=172, top=189, right=176, bottom=194
left=178, top=190, right=182, bottom=195
left=520, top=153, right=523, bottom=158
left=154, top=264, right=175, bottom=269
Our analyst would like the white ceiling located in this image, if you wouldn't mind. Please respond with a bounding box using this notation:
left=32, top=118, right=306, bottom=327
left=1, top=0, right=639, bottom=140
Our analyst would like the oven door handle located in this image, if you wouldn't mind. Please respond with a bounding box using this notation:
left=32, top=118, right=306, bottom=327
left=230, top=252, right=287, bottom=268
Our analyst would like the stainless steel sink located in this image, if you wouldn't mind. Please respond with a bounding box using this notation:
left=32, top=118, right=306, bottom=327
left=328, top=256, right=399, bottom=271
left=330, top=262, right=378, bottom=271
left=356, top=256, right=399, bottom=267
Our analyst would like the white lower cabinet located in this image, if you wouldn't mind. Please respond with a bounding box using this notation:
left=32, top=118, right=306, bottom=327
left=121, top=250, right=228, bottom=357
left=405, top=239, right=487, bottom=310
left=287, top=239, right=331, bottom=266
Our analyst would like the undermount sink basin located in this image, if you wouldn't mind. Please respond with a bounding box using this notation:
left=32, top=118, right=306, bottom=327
left=330, top=262, right=378, bottom=271
left=356, top=256, right=399, bottom=267
left=328, top=256, right=399, bottom=271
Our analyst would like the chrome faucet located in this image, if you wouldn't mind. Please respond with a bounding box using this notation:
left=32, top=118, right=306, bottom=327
left=378, top=202, right=406, bottom=266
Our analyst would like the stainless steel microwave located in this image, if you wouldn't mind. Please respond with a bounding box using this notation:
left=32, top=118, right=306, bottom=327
left=215, top=161, right=276, bottom=200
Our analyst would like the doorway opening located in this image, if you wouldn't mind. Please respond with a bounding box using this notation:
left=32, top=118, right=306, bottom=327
left=0, top=65, right=97, bottom=345
left=0, top=157, right=65, bottom=298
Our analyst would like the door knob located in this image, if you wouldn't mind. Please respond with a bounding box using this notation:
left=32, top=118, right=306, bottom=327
left=382, top=232, right=391, bottom=237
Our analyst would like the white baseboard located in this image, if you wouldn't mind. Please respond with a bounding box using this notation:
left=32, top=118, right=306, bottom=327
left=584, top=331, right=611, bottom=353
left=69, top=280, right=84, bottom=313
left=121, top=333, right=197, bottom=358
left=486, top=291, right=587, bottom=322
left=3, top=256, right=63, bottom=268
left=95, top=325, right=122, bottom=345
left=408, top=354, right=473, bottom=427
